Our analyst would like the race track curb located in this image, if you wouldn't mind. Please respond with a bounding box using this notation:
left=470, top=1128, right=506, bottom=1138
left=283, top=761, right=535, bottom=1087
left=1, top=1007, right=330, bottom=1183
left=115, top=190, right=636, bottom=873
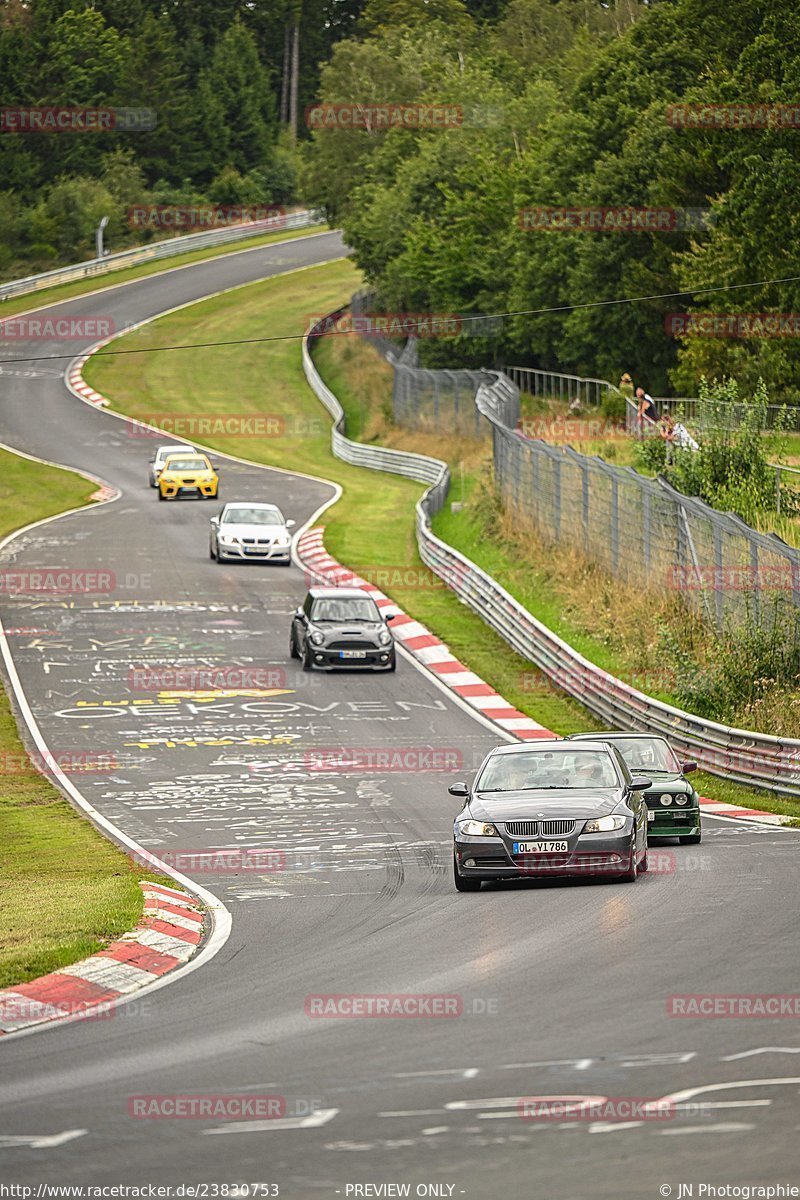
left=0, top=882, right=205, bottom=1037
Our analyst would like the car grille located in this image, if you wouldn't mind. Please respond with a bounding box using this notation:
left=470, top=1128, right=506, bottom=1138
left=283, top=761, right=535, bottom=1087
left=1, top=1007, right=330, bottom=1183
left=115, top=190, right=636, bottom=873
left=505, top=820, right=539, bottom=837
left=328, top=639, right=375, bottom=650
left=180, top=477, right=196, bottom=484
left=242, top=538, right=271, bottom=545
left=504, top=820, right=575, bottom=838
left=541, top=820, right=575, bottom=837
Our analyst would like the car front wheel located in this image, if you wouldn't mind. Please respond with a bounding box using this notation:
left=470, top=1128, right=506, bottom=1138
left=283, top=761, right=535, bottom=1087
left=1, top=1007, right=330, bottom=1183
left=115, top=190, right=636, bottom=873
left=618, top=837, right=639, bottom=883
left=301, top=642, right=313, bottom=672
left=289, top=630, right=300, bottom=659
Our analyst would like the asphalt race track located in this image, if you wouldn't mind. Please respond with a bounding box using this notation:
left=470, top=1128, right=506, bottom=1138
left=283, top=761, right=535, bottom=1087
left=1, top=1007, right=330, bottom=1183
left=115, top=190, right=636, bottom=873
left=0, top=231, right=798, bottom=1200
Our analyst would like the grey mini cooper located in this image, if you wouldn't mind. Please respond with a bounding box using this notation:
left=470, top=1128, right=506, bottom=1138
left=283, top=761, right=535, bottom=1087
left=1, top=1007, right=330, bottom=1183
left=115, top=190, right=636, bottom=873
left=290, top=587, right=397, bottom=671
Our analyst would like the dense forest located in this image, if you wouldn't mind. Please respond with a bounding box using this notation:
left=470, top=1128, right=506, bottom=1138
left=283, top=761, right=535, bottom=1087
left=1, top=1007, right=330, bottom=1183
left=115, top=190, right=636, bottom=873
left=3, top=0, right=800, bottom=395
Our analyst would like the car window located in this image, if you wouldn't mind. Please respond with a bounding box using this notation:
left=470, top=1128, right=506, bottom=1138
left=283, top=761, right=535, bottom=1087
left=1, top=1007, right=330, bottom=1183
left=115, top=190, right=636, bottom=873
left=310, top=597, right=381, bottom=622
left=610, top=738, right=679, bottom=772
left=476, top=749, right=619, bottom=791
left=164, top=457, right=208, bottom=471
left=157, top=447, right=191, bottom=464
left=222, top=507, right=283, bottom=525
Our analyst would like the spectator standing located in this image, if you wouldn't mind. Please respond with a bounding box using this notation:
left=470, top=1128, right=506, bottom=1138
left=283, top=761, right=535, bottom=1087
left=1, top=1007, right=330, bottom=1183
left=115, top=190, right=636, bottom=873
left=636, top=386, right=659, bottom=433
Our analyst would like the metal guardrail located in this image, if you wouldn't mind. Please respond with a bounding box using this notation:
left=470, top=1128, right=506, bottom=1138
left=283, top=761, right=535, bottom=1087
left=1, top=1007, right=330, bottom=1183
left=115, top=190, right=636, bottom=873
left=0, top=209, right=323, bottom=304
left=303, top=310, right=800, bottom=798
left=505, top=365, right=615, bottom=409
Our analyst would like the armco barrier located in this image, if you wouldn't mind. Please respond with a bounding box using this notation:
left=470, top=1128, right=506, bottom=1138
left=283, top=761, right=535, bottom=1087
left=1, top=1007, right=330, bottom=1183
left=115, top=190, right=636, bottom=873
left=0, top=209, right=322, bottom=304
left=303, top=312, right=800, bottom=799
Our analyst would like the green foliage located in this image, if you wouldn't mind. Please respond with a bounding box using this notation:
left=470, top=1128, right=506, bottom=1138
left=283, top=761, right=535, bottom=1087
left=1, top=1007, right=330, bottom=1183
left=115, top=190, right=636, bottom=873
left=635, top=435, right=668, bottom=472
left=660, top=599, right=800, bottom=722
left=663, top=377, right=789, bottom=521
left=600, top=389, right=627, bottom=422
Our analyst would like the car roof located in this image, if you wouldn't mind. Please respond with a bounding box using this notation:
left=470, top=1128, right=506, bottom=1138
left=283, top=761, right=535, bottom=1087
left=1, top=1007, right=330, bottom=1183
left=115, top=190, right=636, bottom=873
left=307, top=587, right=374, bottom=599
left=487, top=739, right=614, bottom=756
left=223, top=501, right=281, bottom=510
left=157, top=443, right=194, bottom=451
left=164, top=450, right=207, bottom=459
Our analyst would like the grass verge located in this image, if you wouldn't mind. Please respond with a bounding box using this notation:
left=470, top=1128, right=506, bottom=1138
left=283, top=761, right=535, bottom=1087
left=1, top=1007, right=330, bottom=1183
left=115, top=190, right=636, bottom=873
left=0, top=449, right=166, bottom=988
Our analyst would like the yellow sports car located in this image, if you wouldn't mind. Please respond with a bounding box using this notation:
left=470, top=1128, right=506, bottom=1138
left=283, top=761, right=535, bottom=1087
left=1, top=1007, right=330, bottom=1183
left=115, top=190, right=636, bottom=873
left=157, top=452, right=219, bottom=501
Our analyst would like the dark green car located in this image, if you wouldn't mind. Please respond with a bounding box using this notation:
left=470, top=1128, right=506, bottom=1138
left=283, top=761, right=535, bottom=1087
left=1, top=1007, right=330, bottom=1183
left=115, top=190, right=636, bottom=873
left=569, top=732, right=701, bottom=844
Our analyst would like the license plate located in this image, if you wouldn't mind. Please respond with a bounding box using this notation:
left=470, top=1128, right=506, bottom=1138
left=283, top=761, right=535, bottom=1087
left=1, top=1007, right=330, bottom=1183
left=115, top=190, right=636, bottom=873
left=647, top=810, right=655, bottom=823
left=513, top=841, right=569, bottom=854
left=339, top=650, right=367, bottom=659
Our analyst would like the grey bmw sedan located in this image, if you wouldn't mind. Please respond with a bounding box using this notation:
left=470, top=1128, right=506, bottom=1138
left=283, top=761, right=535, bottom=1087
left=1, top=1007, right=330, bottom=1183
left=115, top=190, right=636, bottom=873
left=451, top=740, right=651, bottom=891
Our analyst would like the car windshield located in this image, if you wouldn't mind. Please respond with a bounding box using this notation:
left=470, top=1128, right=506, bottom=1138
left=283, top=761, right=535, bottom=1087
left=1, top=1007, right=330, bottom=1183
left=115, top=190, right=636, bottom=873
left=222, top=507, right=283, bottom=525
left=157, top=447, right=192, bottom=463
left=310, top=597, right=381, bottom=623
left=476, top=749, right=619, bottom=791
left=165, top=457, right=208, bottom=471
left=608, top=738, right=680, bottom=773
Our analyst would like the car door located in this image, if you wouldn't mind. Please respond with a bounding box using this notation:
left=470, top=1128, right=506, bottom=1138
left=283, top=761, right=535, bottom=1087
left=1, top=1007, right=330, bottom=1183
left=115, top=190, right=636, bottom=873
left=613, top=748, right=646, bottom=856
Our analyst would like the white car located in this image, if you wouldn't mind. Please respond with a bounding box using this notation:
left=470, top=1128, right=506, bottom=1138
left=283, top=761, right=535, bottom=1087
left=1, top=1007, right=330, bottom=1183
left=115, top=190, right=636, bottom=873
left=148, top=443, right=195, bottom=488
left=209, top=501, right=296, bottom=565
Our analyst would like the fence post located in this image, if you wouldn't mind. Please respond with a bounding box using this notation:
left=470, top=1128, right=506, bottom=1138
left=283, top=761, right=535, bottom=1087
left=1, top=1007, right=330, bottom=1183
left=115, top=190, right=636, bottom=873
left=582, top=461, right=590, bottom=554
left=610, top=475, right=619, bottom=571
left=712, top=524, right=724, bottom=631
left=643, top=487, right=652, bottom=570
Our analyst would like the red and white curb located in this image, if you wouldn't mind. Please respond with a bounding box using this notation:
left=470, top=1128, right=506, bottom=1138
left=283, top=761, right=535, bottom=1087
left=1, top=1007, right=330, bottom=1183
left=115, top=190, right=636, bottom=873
left=0, top=882, right=205, bottom=1036
left=68, top=346, right=113, bottom=409
left=295, top=527, right=797, bottom=828
left=297, top=526, right=553, bottom=741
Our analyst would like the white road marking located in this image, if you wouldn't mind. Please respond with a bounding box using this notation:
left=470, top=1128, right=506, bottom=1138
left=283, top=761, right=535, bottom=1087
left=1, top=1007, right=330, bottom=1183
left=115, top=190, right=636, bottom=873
left=0, top=1130, right=87, bottom=1149
left=380, top=1110, right=444, bottom=1118
left=587, top=1122, right=645, bottom=1134
left=421, top=1127, right=449, bottom=1136
left=644, top=1076, right=800, bottom=1113
left=675, top=1100, right=771, bottom=1110
left=659, top=1123, right=755, bottom=1135
left=722, top=1048, right=800, bottom=1061
left=203, top=1108, right=339, bottom=1135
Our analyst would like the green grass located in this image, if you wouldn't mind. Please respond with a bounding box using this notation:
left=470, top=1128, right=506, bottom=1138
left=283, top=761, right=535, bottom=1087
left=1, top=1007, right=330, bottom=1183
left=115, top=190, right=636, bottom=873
left=82, top=266, right=800, bottom=820
left=0, top=449, right=171, bottom=988
left=0, top=222, right=329, bottom=321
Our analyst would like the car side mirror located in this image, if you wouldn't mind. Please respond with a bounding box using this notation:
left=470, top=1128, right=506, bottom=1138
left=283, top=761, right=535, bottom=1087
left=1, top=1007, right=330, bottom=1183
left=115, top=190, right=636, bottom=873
left=294, top=607, right=304, bottom=619
left=630, top=776, right=652, bottom=791
left=149, top=457, right=156, bottom=463
left=210, top=516, right=219, bottom=526
left=286, top=518, right=296, bottom=528
left=448, top=782, right=469, bottom=797
left=384, top=611, right=399, bottom=622
left=682, top=760, right=697, bottom=774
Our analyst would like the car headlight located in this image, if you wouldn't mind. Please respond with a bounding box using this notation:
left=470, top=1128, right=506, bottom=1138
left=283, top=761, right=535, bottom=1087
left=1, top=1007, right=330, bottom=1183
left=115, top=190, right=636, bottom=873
left=675, top=795, right=688, bottom=806
left=219, top=533, right=237, bottom=544
left=378, top=628, right=392, bottom=645
left=309, top=629, right=325, bottom=646
left=660, top=795, right=673, bottom=806
left=583, top=814, right=627, bottom=833
left=457, top=819, right=498, bottom=837
left=277, top=533, right=291, bottom=546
